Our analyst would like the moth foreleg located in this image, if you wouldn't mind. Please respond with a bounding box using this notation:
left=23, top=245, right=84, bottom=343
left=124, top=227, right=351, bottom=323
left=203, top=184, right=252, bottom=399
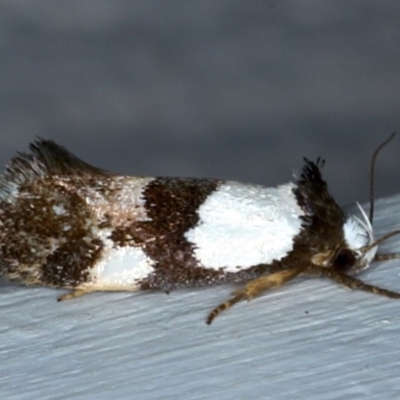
left=206, top=266, right=305, bottom=325
left=308, top=266, right=400, bottom=299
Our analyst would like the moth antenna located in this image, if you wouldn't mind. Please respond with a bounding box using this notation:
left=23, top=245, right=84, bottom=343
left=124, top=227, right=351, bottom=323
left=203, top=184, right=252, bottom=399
left=355, top=202, right=373, bottom=236
left=369, top=132, right=396, bottom=224
left=360, top=229, right=400, bottom=254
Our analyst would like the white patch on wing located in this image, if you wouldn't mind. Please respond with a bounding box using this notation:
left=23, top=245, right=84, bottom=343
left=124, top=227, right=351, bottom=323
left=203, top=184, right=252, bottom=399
left=88, top=227, right=155, bottom=290
left=85, top=176, right=154, bottom=226
left=185, top=181, right=304, bottom=271
left=90, top=245, right=155, bottom=289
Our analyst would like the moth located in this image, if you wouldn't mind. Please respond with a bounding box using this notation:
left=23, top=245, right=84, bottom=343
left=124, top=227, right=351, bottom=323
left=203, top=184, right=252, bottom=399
left=0, top=136, right=399, bottom=324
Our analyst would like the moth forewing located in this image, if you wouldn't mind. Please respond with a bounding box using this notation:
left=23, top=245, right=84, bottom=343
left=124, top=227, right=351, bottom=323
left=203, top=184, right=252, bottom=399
left=1, top=136, right=400, bottom=325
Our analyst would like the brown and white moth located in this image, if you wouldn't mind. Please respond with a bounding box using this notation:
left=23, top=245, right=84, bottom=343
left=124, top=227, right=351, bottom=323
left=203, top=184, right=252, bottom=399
left=0, top=136, right=399, bottom=324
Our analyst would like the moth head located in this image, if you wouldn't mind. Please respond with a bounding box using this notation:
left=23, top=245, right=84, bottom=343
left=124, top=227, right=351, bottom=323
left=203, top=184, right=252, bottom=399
left=311, top=133, right=400, bottom=275
left=312, top=203, right=377, bottom=273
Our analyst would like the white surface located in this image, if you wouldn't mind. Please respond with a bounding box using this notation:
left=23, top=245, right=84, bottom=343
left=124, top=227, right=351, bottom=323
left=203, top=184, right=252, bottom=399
left=2, top=195, right=400, bottom=399
left=186, top=181, right=303, bottom=269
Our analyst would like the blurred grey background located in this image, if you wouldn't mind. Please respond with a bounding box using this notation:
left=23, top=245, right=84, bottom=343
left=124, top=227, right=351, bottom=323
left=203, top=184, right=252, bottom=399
left=1, top=1, right=400, bottom=206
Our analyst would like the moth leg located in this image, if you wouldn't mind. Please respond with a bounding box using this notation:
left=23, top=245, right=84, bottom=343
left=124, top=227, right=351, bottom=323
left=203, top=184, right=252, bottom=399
left=57, top=288, right=97, bottom=301
left=374, top=253, right=400, bottom=262
left=308, top=266, right=400, bottom=299
left=57, top=285, right=141, bottom=301
left=206, top=267, right=305, bottom=325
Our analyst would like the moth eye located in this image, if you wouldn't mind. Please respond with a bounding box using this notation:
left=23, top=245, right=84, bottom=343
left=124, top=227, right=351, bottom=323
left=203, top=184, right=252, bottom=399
left=332, top=249, right=356, bottom=272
